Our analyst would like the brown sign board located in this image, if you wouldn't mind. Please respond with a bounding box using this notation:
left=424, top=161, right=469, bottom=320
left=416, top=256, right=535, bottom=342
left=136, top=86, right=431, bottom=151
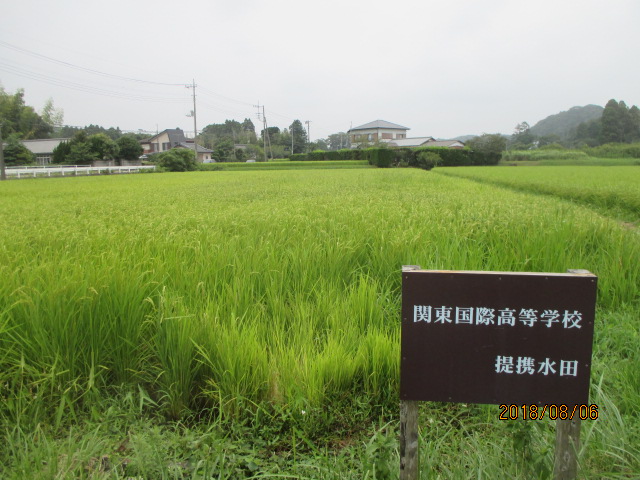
left=400, top=270, right=597, bottom=406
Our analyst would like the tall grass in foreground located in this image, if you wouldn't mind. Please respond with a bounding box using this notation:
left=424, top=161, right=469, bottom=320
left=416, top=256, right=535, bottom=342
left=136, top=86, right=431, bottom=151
left=0, top=169, right=638, bottom=477
left=0, top=169, right=637, bottom=421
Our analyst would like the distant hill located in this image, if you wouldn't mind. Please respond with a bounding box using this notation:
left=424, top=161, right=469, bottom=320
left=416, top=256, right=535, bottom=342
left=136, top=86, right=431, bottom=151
left=530, top=105, right=603, bottom=138
left=452, top=135, right=478, bottom=142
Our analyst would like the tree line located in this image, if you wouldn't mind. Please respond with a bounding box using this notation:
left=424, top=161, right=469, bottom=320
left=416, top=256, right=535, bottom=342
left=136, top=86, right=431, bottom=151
left=511, top=99, right=640, bottom=149
left=198, top=118, right=350, bottom=161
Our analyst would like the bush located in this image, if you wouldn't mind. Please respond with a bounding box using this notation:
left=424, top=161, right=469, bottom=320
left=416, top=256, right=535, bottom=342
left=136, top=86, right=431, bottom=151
left=415, top=151, right=441, bottom=170
left=365, top=148, right=393, bottom=168
left=585, top=143, right=640, bottom=159
left=155, top=148, right=197, bottom=172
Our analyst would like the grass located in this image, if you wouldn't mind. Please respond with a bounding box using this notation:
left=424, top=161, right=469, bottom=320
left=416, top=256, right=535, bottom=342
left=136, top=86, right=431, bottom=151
left=0, top=168, right=638, bottom=478
left=437, top=165, right=640, bottom=224
left=199, top=160, right=371, bottom=171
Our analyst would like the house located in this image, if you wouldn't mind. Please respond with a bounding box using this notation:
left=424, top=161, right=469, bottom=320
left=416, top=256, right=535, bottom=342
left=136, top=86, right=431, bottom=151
left=174, top=142, right=214, bottom=163
left=140, top=128, right=213, bottom=162
left=20, top=138, right=70, bottom=165
left=389, top=138, right=466, bottom=149
left=348, top=120, right=409, bottom=148
left=388, top=137, right=435, bottom=148
left=420, top=139, right=466, bottom=149
left=140, top=129, right=188, bottom=155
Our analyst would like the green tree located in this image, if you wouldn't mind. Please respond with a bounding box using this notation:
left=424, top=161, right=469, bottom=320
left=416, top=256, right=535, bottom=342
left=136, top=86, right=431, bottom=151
left=0, top=88, right=52, bottom=139
left=628, top=105, right=640, bottom=142
left=289, top=120, right=307, bottom=154
left=2, top=134, right=36, bottom=165
left=600, top=99, right=624, bottom=144
left=156, top=148, right=197, bottom=172
left=89, top=133, right=119, bottom=160
left=234, top=147, right=246, bottom=161
left=67, top=141, right=98, bottom=165
left=241, top=118, right=257, bottom=144
left=213, top=138, right=235, bottom=162
left=327, top=132, right=350, bottom=150
left=467, top=133, right=507, bottom=154
left=41, top=98, right=64, bottom=130
left=510, top=122, right=535, bottom=148
left=261, top=126, right=281, bottom=146
left=52, top=140, right=71, bottom=164
left=117, top=135, right=143, bottom=161
left=467, top=133, right=507, bottom=164
left=572, top=118, right=602, bottom=147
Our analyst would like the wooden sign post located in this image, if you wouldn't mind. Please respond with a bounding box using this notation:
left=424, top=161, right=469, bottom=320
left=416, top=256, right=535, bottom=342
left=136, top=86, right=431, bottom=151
left=399, top=266, right=597, bottom=480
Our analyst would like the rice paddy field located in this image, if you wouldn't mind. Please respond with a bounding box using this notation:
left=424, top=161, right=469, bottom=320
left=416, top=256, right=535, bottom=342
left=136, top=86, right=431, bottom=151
left=438, top=166, right=640, bottom=225
left=0, top=166, right=638, bottom=479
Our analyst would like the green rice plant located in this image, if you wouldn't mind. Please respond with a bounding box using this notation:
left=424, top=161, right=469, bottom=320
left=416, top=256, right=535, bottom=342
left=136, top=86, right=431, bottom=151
left=438, top=166, right=640, bottom=223
left=0, top=168, right=638, bottom=479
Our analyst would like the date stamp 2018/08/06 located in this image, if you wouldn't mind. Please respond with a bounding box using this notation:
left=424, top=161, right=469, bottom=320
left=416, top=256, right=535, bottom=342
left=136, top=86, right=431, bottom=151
left=499, top=404, right=599, bottom=421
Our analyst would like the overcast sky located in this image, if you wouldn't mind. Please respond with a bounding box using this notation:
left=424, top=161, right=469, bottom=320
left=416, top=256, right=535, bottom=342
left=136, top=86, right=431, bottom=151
left=1, top=0, right=639, bottom=140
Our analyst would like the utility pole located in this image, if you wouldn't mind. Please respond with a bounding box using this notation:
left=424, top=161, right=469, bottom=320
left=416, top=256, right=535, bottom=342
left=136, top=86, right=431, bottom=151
left=254, top=104, right=273, bottom=161
left=305, top=120, right=311, bottom=152
left=254, top=103, right=267, bottom=162
left=0, top=123, right=6, bottom=181
left=291, top=122, right=295, bottom=156
left=186, top=80, right=198, bottom=161
left=263, top=106, right=273, bottom=160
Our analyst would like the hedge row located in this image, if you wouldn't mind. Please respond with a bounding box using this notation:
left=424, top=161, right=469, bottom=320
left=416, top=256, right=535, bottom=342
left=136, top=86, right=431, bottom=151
left=291, top=147, right=501, bottom=168
left=290, top=149, right=357, bottom=161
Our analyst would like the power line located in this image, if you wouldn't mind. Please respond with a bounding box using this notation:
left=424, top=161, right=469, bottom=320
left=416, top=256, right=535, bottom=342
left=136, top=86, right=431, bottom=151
left=0, top=41, right=330, bottom=136
left=0, top=59, right=188, bottom=103
left=0, top=40, right=187, bottom=87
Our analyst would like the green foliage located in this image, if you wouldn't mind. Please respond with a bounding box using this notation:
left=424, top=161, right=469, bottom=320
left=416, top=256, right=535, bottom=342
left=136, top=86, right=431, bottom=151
left=466, top=133, right=507, bottom=165
left=368, top=148, right=394, bottom=168
left=292, top=146, right=497, bottom=169
left=289, top=119, right=307, bottom=154
left=0, top=87, right=53, bottom=139
left=117, top=135, right=144, bottom=161
left=212, top=138, right=235, bottom=162
left=0, top=169, right=639, bottom=478
left=585, top=142, right=640, bottom=159
left=51, top=131, right=119, bottom=164
left=290, top=149, right=357, bottom=161
left=67, top=140, right=99, bottom=165
left=327, top=132, right=350, bottom=150
left=56, top=124, right=126, bottom=140
left=415, top=151, right=441, bottom=170
left=510, top=121, right=535, bottom=149
left=155, top=148, right=197, bottom=171
left=600, top=100, right=640, bottom=144
left=52, top=140, right=71, bottom=164
left=89, top=133, right=119, bottom=160
left=1, top=134, right=36, bottom=165
left=502, top=149, right=590, bottom=163
left=530, top=105, right=603, bottom=139
left=234, top=147, right=246, bottom=161
left=200, top=119, right=257, bottom=148
left=260, top=126, right=280, bottom=146
left=40, top=98, right=64, bottom=129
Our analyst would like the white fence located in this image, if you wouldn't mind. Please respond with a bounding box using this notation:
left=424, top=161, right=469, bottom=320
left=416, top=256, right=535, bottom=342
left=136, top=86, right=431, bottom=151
left=6, top=165, right=156, bottom=179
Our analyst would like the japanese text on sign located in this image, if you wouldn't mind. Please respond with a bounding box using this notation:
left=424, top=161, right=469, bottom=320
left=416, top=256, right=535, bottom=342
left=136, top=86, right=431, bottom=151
left=413, top=305, right=582, bottom=329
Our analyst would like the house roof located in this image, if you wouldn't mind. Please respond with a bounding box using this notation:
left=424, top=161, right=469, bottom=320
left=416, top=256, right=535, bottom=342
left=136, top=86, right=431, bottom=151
left=177, top=142, right=214, bottom=153
left=146, top=128, right=187, bottom=144
left=424, top=140, right=465, bottom=148
left=349, top=120, right=410, bottom=132
left=20, top=138, right=70, bottom=155
left=389, top=137, right=435, bottom=147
